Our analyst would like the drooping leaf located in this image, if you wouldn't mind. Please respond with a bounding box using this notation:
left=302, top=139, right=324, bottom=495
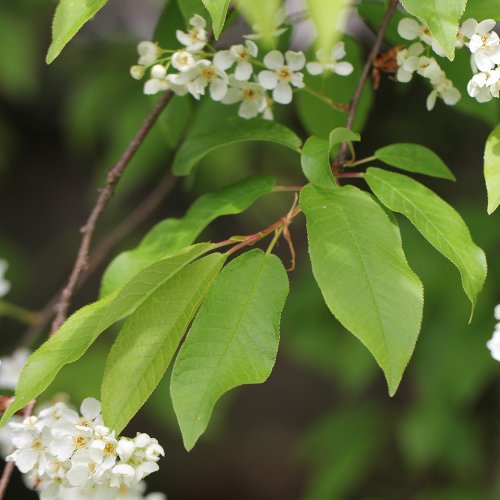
left=100, top=176, right=275, bottom=297
left=171, top=249, right=289, bottom=450
left=300, top=184, right=423, bottom=395
left=202, top=0, right=231, bottom=38
left=46, top=0, right=108, bottom=64
left=399, top=0, right=467, bottom=60
left=0, top=244, right=212, bottom=426
left=329, top=127, right=361, bottom=155
left=172, top=118, right=301, bottom=176
left=374, top=143, right=455, bottom=180
left=301, top=137, right=336, bottom=188
left=296, top=37, right=373, bottom=138
left=484, top=124, right=500, bottom=214
left=102, top=253, right=226, bottom=434
left=306, top=0, right=346, bottom=54
left=365, top=168, right=487, bottom=310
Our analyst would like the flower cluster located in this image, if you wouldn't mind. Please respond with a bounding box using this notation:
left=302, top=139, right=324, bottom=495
left=463, top=19, right=500, bottom=102
left=486, top=305, right=500, bottom=361
left=5, top=398, right=165, bottom=500
left=0, top=258, right=10, bottom=297
left=396, top=18, right=461, bottom=110
left=130, top=14, right=353, bottom=120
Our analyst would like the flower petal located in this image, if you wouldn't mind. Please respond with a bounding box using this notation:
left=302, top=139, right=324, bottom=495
left=258, top=70, right=278, bottom=89
left=334, top=61, right=353, bottom=76
left=263, top=50, right=284, bottom=70
left=80, top=398, right=101, bottom=420
left=235, top=61, right=253, bottom=81
left=285, top=51, right=306, bottom=71
left=306, top=62, right=324, bottom=75
left=273, top=82, right=292, bottom=104
left=398, top=18, right=421, bottom=40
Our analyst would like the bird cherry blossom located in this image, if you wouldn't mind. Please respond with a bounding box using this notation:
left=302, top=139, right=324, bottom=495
left=0, top=348, right=29, bottom=390
left=258, top=50, right=305, bottom=104
left=213, top=40, right=258, bottom=81
left=222, top=78, right=269, bottom=119
left=397, top=18, right=445, bottom=56
left=171, top=49, right=196, bottom=72
left=306, top=42, right=354, bottom=76
left=487, top=305, right=500, bottom=361
left=395, top=42, right=425, bottom=82
left=137, top=42, right=160, bottom=66
left=0, top=259, right=10, bottom=297
left=176, top=14, right=208, bottom=52
left=461, top=18, right=500, bottom=71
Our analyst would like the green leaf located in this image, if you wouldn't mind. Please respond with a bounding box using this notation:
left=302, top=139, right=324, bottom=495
left=296, top=37, right=373, bottom=138
left=484, top=124, right=500, bottom=214
left=202, top=0, right=231, bottom=38
left=300, top=184, right=423, bottom=395
left=365, top=167, right=487, bottom=310
left=235, top=0, right=282, bottom=46
left=102, top=253, right=226, bottom=434
left=399, top=0, right=467, bottom=60
left=172, top=118, right=301, bottom=176
left=46, top=0, right=108, bottom=64
left=306, top=0, right=345, bottom=54
left=0, top=244, right=212, bottom=426
left=100, top=176, right=275, bottom=297
left=301, top=137, right=336, bottom=188
left=329, top=127, right=361, bottom=156
left=171, top=249, right=289, bottom=450
left=464, top=0, right=500, bottom=20
left=375, top=143, right=455, bottom=180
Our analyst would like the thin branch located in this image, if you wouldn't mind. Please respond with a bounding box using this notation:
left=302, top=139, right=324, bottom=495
left=50, top=91, right=173, bottom=334
left=19, top=171, right=177, bottom=348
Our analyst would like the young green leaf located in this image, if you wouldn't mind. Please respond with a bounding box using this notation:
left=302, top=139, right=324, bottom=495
left=0, top=244, right=212, bottom=426
left=102, top=253, right=226, bottom=434
left=301, top=137, right=337, bottom=188
left=300, top=184, right=423, bottom=396
left=329, top=127, right=361, bottom=155
left=202, top=0, right=231, bottom=38
left=46, top=0, right=108, bottom=64
left=100, top=176, right=275, bottom=297
left=172, top=118, right=302, bottom=176
left=375, top=143, right=455, bottom=180
left=171, top=249, right=289, bottom=451
left=365, top=168, right=487, bottom=310
left=399, top=0, right=467, bottom=60
left=484, top=124, right=500, bottom=214
left=306, top=0, right=345, bottom=54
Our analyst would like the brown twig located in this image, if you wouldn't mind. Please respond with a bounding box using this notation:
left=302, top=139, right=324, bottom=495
left=19, top=171, right=177, bottom=348
left=50, top=91, right=173, bottom=334
left=338, top=0, right=399, bottom=163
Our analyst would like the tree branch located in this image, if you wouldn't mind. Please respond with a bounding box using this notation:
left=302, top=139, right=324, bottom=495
left=50, top=91, right=173, bottom=334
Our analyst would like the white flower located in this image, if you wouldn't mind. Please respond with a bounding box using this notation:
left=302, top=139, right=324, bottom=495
left=130, top=65, right=146, bottom=80
left=171, top=60, right=228, bottom=100
left=306, top=42, right=353, bottom=76
left=137, top=42, right=160, bottom=66
left=426, top=71, right=461, bottom=110
left=487, top=329, right=500, bottom=361
left=222, top=78, right=268, bottom=119
left=395, top=42, right=425, bottom=82
left=416, top=56, right=443, bottom=80
left=143, top=65, right=170, bottom=95
left=258, top=50, right=305, bottom=104
left=0, top=259, right=10, bottom=297
left=495, top=304, right=500, bottom=320
left=0, top=348, right=29, bottom=389
left=176, top=14, right=208, bottom=52
left=171, top=49, right=196, bottom=72
left=467, top=72, right=493, bottom=102
left=397, top=18, right=445, bottom=57
left=462, top=18, right=500, bottom=71
left=213, top=40, right=258, bottom=81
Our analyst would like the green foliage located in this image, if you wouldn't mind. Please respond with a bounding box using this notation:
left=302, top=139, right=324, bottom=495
left=100, top=176, right=275, bottom=297
left=201, top=0, right=231, bottom=38
left=171, top=249, right=289, bottom=450
left=235, top=0, right=282, bottom=46
left=484, top=124, right=500, bottom=214
left=365, top=168, right=487, bottom=310
left=46, top=0, right=108, bottom=64
left=306, top=0, right=345, bottom=54
left=102, top=253, right=226, bottom=434
left=463, top=0, right=500, bottom=20
left=0, top=245, right=212, bottom=426
left=301, top=137, right=336, bottom=188
left=172, top=117, right=302, bottom=176
left=296, top=37, right=373, bottom=138
left=300, top=184, right=424, bottom=395
left=399, top=0, right=467, bottom=60
left=374, top=143, right=456, bottom=180
left=329, top=127, right=360, bottom=155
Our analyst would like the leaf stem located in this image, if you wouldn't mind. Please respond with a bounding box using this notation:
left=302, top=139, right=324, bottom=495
left=0, top=300, right=39, bottom=326
left=303, top=86, right=349, bottom=112
left=345, top=155, right=376, bottom=167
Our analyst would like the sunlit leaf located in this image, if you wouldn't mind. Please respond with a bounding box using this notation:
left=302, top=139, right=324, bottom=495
left=301, top=137, right=336, bottom=188
left=484, top=124, right=500, bottom=214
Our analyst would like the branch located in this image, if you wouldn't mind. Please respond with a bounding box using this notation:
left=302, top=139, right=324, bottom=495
left=19, top=170, right=177, bottom=348
left=50, top=91, right=173, bottom=334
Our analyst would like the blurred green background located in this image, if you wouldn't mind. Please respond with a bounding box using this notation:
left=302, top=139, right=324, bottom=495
left=0, top=0, right=499, bottom=498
